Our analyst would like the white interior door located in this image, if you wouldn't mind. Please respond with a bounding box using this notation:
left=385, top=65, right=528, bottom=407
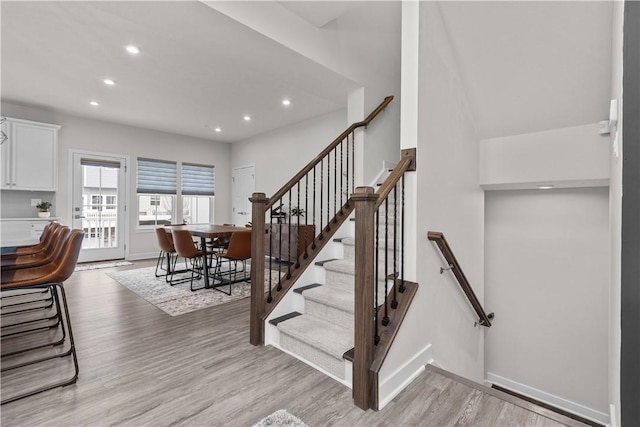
left=71, top=152, right=127, bottom=262
left=231, top=165, right=255, bottom=226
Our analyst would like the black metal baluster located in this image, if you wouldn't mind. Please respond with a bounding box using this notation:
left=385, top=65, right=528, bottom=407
left=304, top=173, right=309, bottom=259
left=326, top=151, right=330, bottom=231
left=319, top=159, right=324, bottom=241
left=295, top=182, right=301, bottom=269
left=374, top=209, right=380, bottom=345
left=353, top=132, right=357, bottom=196
left=339, top=140, right=343, bottom=215
left=333, top=147, right=338, bottom=224
left=312, top=166, right=317, bottom=249
left=267, top=210, right=273, bottom=303
left=382, top=197, right=389, bottom=326
left=287, top=189, right=292, bottom=279
left=345, top=134, right=350, bottom=208
left=277, top=199, right=283, bottom=291
left=391, top=184, right=398, bottom=309
left=400, top=174, right=406, bottom=293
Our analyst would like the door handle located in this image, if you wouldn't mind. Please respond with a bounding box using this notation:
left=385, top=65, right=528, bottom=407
left=75, top=215, right=86, bottom=219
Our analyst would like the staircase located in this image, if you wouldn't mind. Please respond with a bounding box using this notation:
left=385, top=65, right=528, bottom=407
left=266, top=169, right=399, bottom=384
left=250, top=96, right=419, bottom=410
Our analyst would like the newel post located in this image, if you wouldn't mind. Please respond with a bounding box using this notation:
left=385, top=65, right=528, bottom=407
left=250, top=192, right=268, bottom=346
left=352, top=186, right=378, bottom=410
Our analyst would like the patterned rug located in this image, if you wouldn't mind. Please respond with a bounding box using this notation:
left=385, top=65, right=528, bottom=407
left=253, top=410, right=307, bottom=427
left=75, top=260, right=133, bottom=271
left=107, top=266, right=281, bottom=316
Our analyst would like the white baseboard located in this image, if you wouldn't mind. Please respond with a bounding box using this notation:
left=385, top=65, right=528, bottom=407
left=378, top=344, right=433, bottom=410
left=609, top=403, right=618, bottom=427
left=126, top=252, right=156, bottom=261
left=486, top=372, right=610, bottom=425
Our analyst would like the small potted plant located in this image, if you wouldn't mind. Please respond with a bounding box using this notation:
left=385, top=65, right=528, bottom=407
left=36, top=201, right=52, bottom=218
left=289, top=206, right=305, bottom=223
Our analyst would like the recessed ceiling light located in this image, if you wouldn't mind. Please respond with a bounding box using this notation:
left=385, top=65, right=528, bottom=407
left=103, top=78, right=115, bottom=86
left=282, top=99, right=291, bottom=106
left=537, top=185, right=554, bottom=190
left=214, top=127, right=222, bottom=133
left=89, top=100, right=100, bottom=107
left=125, top=45, right=140, bottom=55
left=243, top=115, right=252, bottom=121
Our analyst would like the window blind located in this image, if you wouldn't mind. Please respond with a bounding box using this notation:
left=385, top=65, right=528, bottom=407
left=136, top=158, right=177, bottom=194
left=182, top=163, right=215, bottom=196
left=81, top=158, right=121, bottom=169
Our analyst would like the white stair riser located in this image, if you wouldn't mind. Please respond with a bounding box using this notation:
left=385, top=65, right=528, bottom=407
left=279, top=333, right=346, bottom=380
left=305, top=299, right=354, bottom=328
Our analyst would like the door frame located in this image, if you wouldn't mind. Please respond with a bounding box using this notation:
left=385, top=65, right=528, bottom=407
left=68, top=149, right=130, bottom=261
left=231, top=164, right=255, bottom=226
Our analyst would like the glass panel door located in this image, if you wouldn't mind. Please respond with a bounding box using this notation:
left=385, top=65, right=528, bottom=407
left=72, top=152, right=126, bottom=262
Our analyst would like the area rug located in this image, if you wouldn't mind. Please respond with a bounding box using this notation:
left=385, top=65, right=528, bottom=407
left=253, top=410, right=307, bottom=427
left=107, top=266, right=282, bottom=316
left=75, top=260, right=133, bottom=271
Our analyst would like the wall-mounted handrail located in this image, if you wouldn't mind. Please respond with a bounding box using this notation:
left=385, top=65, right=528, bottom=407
left=427, top=231, right=494, bottom=327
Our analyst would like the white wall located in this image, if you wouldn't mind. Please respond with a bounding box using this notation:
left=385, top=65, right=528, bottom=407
left=484, top=188, right=610, bottom=420
left=0, top=102, right=232, bottom=258
left=480, top=124, right=610, bottom=190
left=230, top=109, right=346, bottom=198
left=608, top=1, right=624, bottom=424
left=381, top=1, right=485, bottom=385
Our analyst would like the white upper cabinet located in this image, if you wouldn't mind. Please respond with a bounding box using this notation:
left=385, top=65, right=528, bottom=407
left=1, top=117, right=60, bottom=191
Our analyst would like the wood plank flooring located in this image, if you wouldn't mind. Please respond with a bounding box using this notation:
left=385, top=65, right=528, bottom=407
left=1, top=260, right=588, bottom=426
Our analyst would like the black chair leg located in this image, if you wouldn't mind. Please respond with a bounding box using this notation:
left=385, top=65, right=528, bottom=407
left=0, top=283, right=79, bottom=405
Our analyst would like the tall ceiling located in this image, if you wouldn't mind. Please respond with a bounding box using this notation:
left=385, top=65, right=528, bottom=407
left=1, top=1, right=613, bottom=143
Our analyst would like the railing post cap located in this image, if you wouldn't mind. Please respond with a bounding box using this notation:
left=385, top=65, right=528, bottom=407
left=249, top=193, right=269, bottom=203
left=352, top=186, right=378, bottom=201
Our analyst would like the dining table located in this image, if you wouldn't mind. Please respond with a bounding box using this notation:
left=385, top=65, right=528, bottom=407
left=165, top=224, right=248, bottom=289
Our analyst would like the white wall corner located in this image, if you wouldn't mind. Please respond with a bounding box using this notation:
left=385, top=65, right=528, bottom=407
left=378, top=344, right=433, bottom=410
left=486, top=372, right=610, bottom=426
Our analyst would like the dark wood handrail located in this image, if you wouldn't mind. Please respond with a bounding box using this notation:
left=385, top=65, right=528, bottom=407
left=427, top=231, right=494, bottom=327
left=266, top=95, right=394, bottom=209
left=374, top=148, right=416, bottom=209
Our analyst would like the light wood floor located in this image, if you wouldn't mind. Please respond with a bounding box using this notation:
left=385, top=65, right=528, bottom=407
left=1, top=259, right=587, bottom=427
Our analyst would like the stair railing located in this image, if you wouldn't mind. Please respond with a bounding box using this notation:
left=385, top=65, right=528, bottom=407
left=250, top=96, right=394, bottom=346
left=352, top=147, right=418, bottom=410
left=427, top=231, right=494, bottom=327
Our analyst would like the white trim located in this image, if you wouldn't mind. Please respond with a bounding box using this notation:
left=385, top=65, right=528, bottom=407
left=609, top=403, right=618, bottom=427
left=486, top=372, right=610, bottom=425
left=378, top=344, right=433, bottom=410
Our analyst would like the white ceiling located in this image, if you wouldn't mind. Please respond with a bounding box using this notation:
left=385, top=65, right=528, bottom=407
left=0, top=1, right=359, bottom=143
left=1, top=1, right=613, bottom=144
left=438, top=1, right=613, bottom=139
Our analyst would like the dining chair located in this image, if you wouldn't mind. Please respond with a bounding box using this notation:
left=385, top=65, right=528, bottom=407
left=212, top=230, right=252, bottom=295
left=170, top=229, right=209, bottom=291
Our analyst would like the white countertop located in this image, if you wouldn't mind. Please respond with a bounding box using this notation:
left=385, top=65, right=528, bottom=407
left=0, top=217, right=61, bottom=221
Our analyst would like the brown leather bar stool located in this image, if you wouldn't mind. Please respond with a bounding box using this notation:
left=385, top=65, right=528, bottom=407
left=1, top=226, right=71, bottom=314
left=0, top=229, right=84, bottom=405
left=1, top=222, right=63, bottom=260
left=1, top=226, right=71, bottom=271
left=171, top=229, right=210, bottom=291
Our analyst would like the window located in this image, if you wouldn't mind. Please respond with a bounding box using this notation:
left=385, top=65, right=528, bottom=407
left=137, top=158, right=176, bottom=227
left=105, top=195, right=116, bottom=209
left=181, top=163, right=215, bottom=224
